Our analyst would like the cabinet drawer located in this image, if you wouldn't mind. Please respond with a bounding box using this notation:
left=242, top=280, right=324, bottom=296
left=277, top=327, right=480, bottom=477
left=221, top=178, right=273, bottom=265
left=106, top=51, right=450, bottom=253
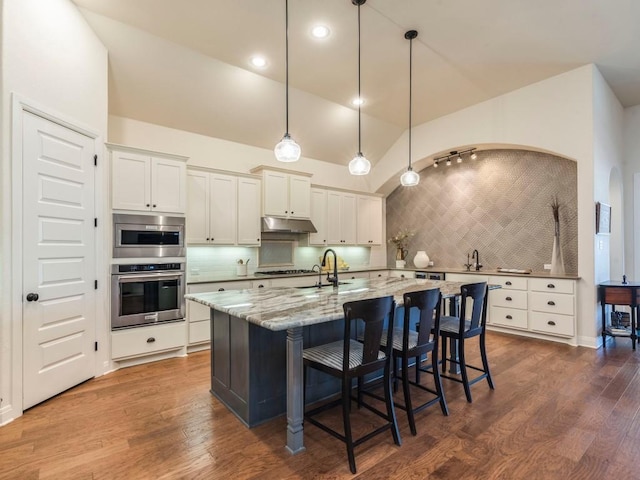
left=530, top=312, right=574, bottom=337
left=187, top=297, right=211, bottom=323
left=488, top=276, right=527, bottom=290
left=112, top=322, right=186, bottom=360
left=530, top=278, right=574, bottom=294
left=490, top=306, right=528, bottom=329
left=445, top=273, right=489, bottom=283
left=491, top=289, right=527, bottom=309
left=530, top=292, right=574, bottom=315
left=189, top=319, right=210, bottom=344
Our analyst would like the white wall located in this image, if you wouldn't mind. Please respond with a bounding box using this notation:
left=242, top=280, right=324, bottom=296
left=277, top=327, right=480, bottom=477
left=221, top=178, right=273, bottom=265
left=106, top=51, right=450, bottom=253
left=591, top=67, right=624, bottom=342
left=624, top=105, right=640, bottom=279
left=0, top=0, right=108, bottom=424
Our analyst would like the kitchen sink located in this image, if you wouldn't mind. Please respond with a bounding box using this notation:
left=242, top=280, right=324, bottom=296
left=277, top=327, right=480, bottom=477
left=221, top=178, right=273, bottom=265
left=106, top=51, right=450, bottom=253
left=296, top=282, right=351, bottom=289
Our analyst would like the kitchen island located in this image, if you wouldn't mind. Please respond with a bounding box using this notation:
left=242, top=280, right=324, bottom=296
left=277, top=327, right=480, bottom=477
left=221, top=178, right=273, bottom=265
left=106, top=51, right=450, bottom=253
left=185, top=277, right=474, bottom=454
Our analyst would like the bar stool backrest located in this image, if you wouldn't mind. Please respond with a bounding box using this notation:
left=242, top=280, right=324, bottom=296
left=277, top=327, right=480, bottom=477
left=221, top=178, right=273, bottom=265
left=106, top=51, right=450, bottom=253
left=459, top=282, right=488, bottom=336
left=404, top=288, right=441, bottom=351
left=343, top=296, right=395, bottom=374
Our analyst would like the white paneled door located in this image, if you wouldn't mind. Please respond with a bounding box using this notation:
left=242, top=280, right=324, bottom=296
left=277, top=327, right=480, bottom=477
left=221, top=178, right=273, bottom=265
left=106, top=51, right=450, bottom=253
left=22, top=111, right=97, bottom=409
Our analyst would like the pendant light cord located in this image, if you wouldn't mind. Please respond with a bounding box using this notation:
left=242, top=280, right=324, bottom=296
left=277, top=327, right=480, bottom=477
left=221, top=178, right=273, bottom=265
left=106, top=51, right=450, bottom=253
left=357, top=2, right=362, bottom=155
left=285, top=0, right=290, bottom=135
left=408, top=34, right=412, bottom=170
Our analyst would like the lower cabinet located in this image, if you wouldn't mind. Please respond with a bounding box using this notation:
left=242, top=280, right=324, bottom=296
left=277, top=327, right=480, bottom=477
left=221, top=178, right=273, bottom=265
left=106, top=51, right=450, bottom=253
left=111, top=322, right=187, bottom=361
left=487, top=275, right=577, bottom=345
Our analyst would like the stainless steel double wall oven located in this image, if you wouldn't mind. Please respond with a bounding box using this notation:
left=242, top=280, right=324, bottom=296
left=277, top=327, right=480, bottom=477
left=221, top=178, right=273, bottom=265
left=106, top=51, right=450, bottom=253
left=111, top=214, right=186, bottom=330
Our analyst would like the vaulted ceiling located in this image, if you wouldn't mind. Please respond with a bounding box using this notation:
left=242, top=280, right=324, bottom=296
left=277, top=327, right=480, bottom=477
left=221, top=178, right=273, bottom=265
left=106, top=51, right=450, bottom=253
left=72, top=0, right=640, bottom=167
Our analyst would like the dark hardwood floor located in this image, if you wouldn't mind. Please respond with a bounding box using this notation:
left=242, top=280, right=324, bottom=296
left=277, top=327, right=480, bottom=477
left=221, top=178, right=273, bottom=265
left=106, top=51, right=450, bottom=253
left=2, top=332, right=640, bottom=479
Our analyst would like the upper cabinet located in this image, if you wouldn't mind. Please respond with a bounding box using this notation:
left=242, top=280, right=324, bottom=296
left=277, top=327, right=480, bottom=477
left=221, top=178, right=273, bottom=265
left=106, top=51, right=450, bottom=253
left=309, top=188, right=328, bottom=246
left=311, top=188, right=384, bottom=246
left=251, top=167, right=312, bottom=219
left=109, top=144, right=187, bottom=214
left=326, top=191, right=357, bottom=245
left=186, top=168, right=260, bottom=246
left=356, top=195, right=383, bottom=245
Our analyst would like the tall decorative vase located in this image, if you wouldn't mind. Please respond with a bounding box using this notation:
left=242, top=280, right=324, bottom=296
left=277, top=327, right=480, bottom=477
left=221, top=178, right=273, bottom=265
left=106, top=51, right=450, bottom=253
left=550, top=234, right=565, bottom=275
left=413, top=251, right=430, bottom=268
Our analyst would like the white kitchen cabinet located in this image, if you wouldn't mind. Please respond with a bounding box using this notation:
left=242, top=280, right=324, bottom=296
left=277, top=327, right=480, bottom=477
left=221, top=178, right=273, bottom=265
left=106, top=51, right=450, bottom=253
left=255, top=168, right=312, bottom=219
left=369, top=270, right=389, bottom=279
left=356, top=195, right=383, bottom=245
left=237, top=177, right=262, bottom=245
left=186, top=169, right=260, bottom=246
left=110, top=144, right=187, bottom=214
left=485, top=275, right=577, bottom=345
left=389, top=270, right=415, bottom=279
left=111, top=321, right=186, bottom=361
left=326, top=191, right=357, bottom=245
left=309, top=188, right=328, bottom=246
left=489, top=276, right=528, bottom=329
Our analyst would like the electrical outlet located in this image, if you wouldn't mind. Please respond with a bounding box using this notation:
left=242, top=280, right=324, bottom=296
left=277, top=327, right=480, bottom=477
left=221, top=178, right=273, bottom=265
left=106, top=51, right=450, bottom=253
left=428, top=261, right=434, bottom=267
left=544, top=264, right=552, bottom=270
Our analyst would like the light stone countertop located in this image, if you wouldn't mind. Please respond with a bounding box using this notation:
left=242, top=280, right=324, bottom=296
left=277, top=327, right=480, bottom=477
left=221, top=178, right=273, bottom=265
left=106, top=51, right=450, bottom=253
left=186, top=266, right=579, bottom=285
left=185, top=277, right=471, bottom=331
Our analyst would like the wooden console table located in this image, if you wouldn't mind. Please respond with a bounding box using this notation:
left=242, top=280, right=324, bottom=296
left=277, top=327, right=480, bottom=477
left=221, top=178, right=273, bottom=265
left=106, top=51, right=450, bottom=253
left=599, top=281, right=640, bottom=350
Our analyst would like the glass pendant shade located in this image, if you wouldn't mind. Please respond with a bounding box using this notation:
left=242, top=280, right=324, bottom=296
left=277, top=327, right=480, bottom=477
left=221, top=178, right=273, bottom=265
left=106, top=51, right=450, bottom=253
left=274, top=133, right=301, bottom=162
left=349, top=152, right=371, bottom=175
left=400, top=168, right=419, bottom=186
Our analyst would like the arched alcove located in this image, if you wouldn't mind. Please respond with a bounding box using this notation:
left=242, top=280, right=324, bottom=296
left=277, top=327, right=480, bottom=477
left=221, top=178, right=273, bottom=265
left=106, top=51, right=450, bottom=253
left=386, top=148, right=578, bottom=272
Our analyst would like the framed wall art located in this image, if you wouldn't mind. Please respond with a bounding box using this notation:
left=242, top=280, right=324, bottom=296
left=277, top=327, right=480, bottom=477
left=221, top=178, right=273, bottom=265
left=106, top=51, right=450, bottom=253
left=596, top=202, right=611, bottom=234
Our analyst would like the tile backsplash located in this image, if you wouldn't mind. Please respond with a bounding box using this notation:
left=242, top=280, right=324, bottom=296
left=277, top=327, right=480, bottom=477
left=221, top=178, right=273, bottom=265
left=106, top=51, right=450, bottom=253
left=386, top=149, right=578, bottom=273
left=187, top=244, right=373, bottom=277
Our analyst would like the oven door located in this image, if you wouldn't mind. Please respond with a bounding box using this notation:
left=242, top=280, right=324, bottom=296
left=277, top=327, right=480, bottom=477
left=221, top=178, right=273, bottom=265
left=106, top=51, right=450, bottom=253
left=111, top=272, right=185, bottom=329
left=113, top=223, right=185, bottom=258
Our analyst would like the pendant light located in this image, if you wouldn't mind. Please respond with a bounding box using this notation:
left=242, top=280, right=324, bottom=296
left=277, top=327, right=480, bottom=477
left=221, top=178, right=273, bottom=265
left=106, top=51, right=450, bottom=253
left=274, top=0, right=301, bottom=163
left=400, top=30, right=420, bottom=187
left=348, top=0, right=371, bottom=176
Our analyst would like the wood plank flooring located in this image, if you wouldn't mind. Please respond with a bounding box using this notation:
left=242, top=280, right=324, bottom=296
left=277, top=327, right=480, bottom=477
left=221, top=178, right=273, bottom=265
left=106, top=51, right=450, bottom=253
left=2, top=332, right=640, bottom=479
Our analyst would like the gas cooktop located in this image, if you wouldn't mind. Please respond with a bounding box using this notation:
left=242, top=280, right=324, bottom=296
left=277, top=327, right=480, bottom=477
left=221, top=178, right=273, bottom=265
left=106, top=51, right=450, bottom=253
left=255, top=269, right=315, bottom=275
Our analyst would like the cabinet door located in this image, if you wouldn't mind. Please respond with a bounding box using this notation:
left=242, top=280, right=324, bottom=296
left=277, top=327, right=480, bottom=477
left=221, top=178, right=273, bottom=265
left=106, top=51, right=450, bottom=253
left=263, top=171, right=289, bottom=216
left=288, top=175, right=311, bottom=218
left=112, top=150, right=151, bottom=211
left=209, top=173, right=237, bottom=244
left=237, top=177, right=261, bottom=245
left=340, top=193, right=357, bottom=244
left=326, top=191, right=342, bottom=244
left=151, top=157, right=186, bottom=213
left=309, top=188, right=328, bottom=246
left=357, top=196, right=383, bottom=245
left=186, top=170, right=210, bottom=244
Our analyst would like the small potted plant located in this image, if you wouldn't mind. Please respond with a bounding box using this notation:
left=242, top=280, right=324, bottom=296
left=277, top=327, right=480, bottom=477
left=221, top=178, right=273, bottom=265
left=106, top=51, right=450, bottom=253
left=388, top=229, right=414, bottom=268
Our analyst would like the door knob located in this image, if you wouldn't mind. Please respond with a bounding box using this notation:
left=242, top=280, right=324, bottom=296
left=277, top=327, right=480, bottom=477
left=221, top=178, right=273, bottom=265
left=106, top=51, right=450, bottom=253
left=26, top=293, right=39, bottom=302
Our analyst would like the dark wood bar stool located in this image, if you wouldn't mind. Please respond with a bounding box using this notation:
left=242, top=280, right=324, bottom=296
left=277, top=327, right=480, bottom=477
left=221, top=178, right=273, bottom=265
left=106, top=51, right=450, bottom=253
left=302, top=295, right=401, bottom=474
left=439, top=282, right=494, bottom=403
left=389, top=288, right=449, bottom=435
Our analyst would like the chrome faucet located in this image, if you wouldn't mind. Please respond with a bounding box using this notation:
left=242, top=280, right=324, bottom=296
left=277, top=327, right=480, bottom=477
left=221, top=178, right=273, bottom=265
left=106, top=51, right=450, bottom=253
left=311, top=264, right=322, bottom=287
left=472, top=249, right=482, bottom=271
left=321, top=248, right=339, bottom=288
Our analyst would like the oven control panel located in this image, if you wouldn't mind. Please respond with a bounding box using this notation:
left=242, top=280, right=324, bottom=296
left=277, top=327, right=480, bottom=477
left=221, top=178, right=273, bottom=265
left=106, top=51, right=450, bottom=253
left=113, top=263, right=184, bottom=274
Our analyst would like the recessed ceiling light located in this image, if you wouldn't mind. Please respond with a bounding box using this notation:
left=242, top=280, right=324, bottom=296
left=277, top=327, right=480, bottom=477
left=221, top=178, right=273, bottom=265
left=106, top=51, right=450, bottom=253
left=250, top=56, right=268, bottom=68
left=311, top=25, right=331, bottom=39
left=351, top=97, right=364, bottom=106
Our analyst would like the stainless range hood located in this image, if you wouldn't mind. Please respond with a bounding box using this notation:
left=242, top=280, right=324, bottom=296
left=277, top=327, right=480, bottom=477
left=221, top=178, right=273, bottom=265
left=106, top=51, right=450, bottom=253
left=261, top=216, right=317, bottom=234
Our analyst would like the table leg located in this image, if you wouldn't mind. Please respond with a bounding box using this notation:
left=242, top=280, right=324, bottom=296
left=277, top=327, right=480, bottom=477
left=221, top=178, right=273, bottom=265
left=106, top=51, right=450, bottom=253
left=286, top=327, right=306, bottom=455
left=601, top=298, right=607, bottom=348
left=632, top=307, right=637, bottom=351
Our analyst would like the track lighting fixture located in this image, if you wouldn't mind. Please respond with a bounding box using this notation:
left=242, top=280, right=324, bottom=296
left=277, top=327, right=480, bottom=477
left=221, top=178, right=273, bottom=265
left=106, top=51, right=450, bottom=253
left=433, top=148, right=478, bottom=167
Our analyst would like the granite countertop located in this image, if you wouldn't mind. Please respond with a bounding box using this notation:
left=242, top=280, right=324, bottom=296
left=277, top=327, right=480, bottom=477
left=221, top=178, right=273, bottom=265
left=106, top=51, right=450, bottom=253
left=185, top=277, right=470, bottom=331
left=187, top=266, right=579, bottom=284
